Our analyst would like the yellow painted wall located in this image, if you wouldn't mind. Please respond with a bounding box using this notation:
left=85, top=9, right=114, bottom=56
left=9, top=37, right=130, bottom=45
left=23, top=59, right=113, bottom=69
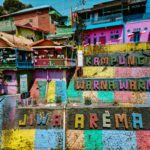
left=83, top=67, right=115, bottom=78
left=78, top=42, right=150, bottom=54
left=46, top=81, right=56, bottom=103
left=2, top=129, right=35, bottom=150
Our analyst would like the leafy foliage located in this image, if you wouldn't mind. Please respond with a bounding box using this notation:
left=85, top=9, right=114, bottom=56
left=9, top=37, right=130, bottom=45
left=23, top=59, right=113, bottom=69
left=0, top=0, right=32, bottom=15
left=74, top=16, right=86, bottom=45
left=0, top=5, right=5, bottom=16
left=84, top=97, right=92, bottom=105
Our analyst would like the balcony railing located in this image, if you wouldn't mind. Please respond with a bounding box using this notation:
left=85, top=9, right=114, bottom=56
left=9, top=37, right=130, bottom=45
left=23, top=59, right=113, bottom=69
left=17, top=61, right=33, bottom=68
left=84, top=13, right=123, bottom=26
left=0, top=61, right=33, bottom=69
left=78, top=42, right=150, bottom=55
left=94, top=13, right=123, bottom=24
left=124, top=13, right=144, bottom=22
left=34, top=58, right=76, bottom=68
left=0, top=63, right=16, bottom=69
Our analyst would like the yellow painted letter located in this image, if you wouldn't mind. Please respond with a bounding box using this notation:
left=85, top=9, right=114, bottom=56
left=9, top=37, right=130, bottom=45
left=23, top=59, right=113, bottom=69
left=19, top=114, right=27, bottom=126
left=75, top=114, right=84, bottom=129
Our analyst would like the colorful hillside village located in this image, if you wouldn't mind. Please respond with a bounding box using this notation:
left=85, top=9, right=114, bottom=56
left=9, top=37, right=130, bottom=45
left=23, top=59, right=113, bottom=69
left=0, top=0, right=150, bottom=149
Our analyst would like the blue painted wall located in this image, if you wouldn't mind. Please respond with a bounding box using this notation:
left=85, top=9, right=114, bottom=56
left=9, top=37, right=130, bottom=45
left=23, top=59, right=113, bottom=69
left=56, top=80, right=67, bottom=103
left=102, top=130, right=137, bottom=150
left=146, top=0, right=150, bottom=13
left=0, top=96, right=5, bottom=147
left=35, top=129, right=64, bottom=149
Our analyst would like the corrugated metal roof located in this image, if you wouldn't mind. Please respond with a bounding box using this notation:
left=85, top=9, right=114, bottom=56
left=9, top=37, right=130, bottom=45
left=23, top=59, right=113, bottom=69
left=12, top=5, right=50, bottom=16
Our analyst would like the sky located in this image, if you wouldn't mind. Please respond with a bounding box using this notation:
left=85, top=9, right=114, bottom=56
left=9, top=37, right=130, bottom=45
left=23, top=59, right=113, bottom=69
left=0, top=0, right=111, bottom=16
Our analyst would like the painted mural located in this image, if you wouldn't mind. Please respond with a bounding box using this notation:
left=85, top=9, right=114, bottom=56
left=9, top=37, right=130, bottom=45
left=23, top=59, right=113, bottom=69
left=67, top=130, right=150, bottom=150
left=0, top=0, right=150, bottom=149
left=66, top=108, right=150, bottom=149
left=0, top=95, right=64, bottom=149
left=29, top=79, right=67, bottom=106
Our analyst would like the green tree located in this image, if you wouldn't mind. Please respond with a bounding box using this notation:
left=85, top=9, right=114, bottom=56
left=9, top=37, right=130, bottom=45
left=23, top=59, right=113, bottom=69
left=0, top=6, right=5, bottom=16
left=74, top=16, right=86, bottom=45
left=3, top=0, right=32, bottom=13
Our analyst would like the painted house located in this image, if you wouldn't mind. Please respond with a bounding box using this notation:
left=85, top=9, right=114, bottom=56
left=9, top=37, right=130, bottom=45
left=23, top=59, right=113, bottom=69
left=75, top=0, right=148, bottom=45
left=0, top=32, right=33, bottom=69
left=0, top=5, right=58, bottom=35
left=126, top=19, right=150, bottom=43
left=48, top=26, right=74, bottom=45
left=47, top=12, right=74, bottom=45
left=0, top=32, right=34, bottom=95
left=15, top=6, right=63, bottom=41
left=12, top=5, right=56, bottom=34
left=16, top=23, right=49, bottom=41
left=29, top=39, right=76, bottom=105
left=32, top=39, right=76, bottom=68
left=0, top=15, right=16, bottom=33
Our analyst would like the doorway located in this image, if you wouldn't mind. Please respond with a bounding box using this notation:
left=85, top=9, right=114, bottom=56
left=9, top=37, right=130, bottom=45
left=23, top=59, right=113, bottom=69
left=99, top=36, right=106, bottom=45
left=133, top=32, right=140, bottom=43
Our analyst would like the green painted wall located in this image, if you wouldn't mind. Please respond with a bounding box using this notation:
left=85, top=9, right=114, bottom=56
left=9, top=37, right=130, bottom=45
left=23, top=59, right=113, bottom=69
left=0, top=18, right=16, bottom=32
left=67, top=80, right=83, bottom=103
left=84, top=130, right=103, bottom=150
left=97, top=91, right=114, bottom=103
left=16, top=27, right=42, bottom=41
left=56, top=27, right=73, bottom=35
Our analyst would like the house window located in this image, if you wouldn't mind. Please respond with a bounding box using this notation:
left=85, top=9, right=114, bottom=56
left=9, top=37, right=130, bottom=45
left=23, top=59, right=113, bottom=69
left=94, top=37, right=97, bottom=45
left=144, top=27, right=148, bottom=30
left=133, top=32, right=140, bottom=43
left=110, top=34, right=119, bottom=40
left=29, top=19, right=33, bottom=22
left=87, top=13, right=90, bottom=19
left=99, top=37, right=106, bottom=45
left=133, top=28, right=141, bottom=32
left=88, top=38, right=91, bottom=44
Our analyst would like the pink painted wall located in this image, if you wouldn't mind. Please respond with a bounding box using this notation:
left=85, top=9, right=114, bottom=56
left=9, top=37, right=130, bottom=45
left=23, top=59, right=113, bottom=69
left=33, top=69, right=63, bottom=80
left=115, top=67, right=150, bottom=78
left=115, top=91, right=147, bottom=104
left=85, top=26, right=123, bottom=45
left=126, top=20, right=150, bottom=43
left=3, top=71, right=18, bottom=95
left=136, top=131, right=150, bottom=150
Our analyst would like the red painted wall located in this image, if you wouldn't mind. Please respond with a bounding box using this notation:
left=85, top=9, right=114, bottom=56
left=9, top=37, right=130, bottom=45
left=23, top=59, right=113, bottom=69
left=13, top=9, right=56, bottom=33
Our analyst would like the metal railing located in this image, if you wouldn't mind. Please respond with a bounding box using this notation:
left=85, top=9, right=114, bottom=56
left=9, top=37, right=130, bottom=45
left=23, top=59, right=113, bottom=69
left=34, top=58, right=76, bottom=67
left=0, top=63, right=16, bottom=68
left=94, top=13, right=123, bottom=24
left=17, top=61, right=33, bottom=68
left=124, top=13, right=144, bottom=22
left=84, top=13, right=123, bottom=25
